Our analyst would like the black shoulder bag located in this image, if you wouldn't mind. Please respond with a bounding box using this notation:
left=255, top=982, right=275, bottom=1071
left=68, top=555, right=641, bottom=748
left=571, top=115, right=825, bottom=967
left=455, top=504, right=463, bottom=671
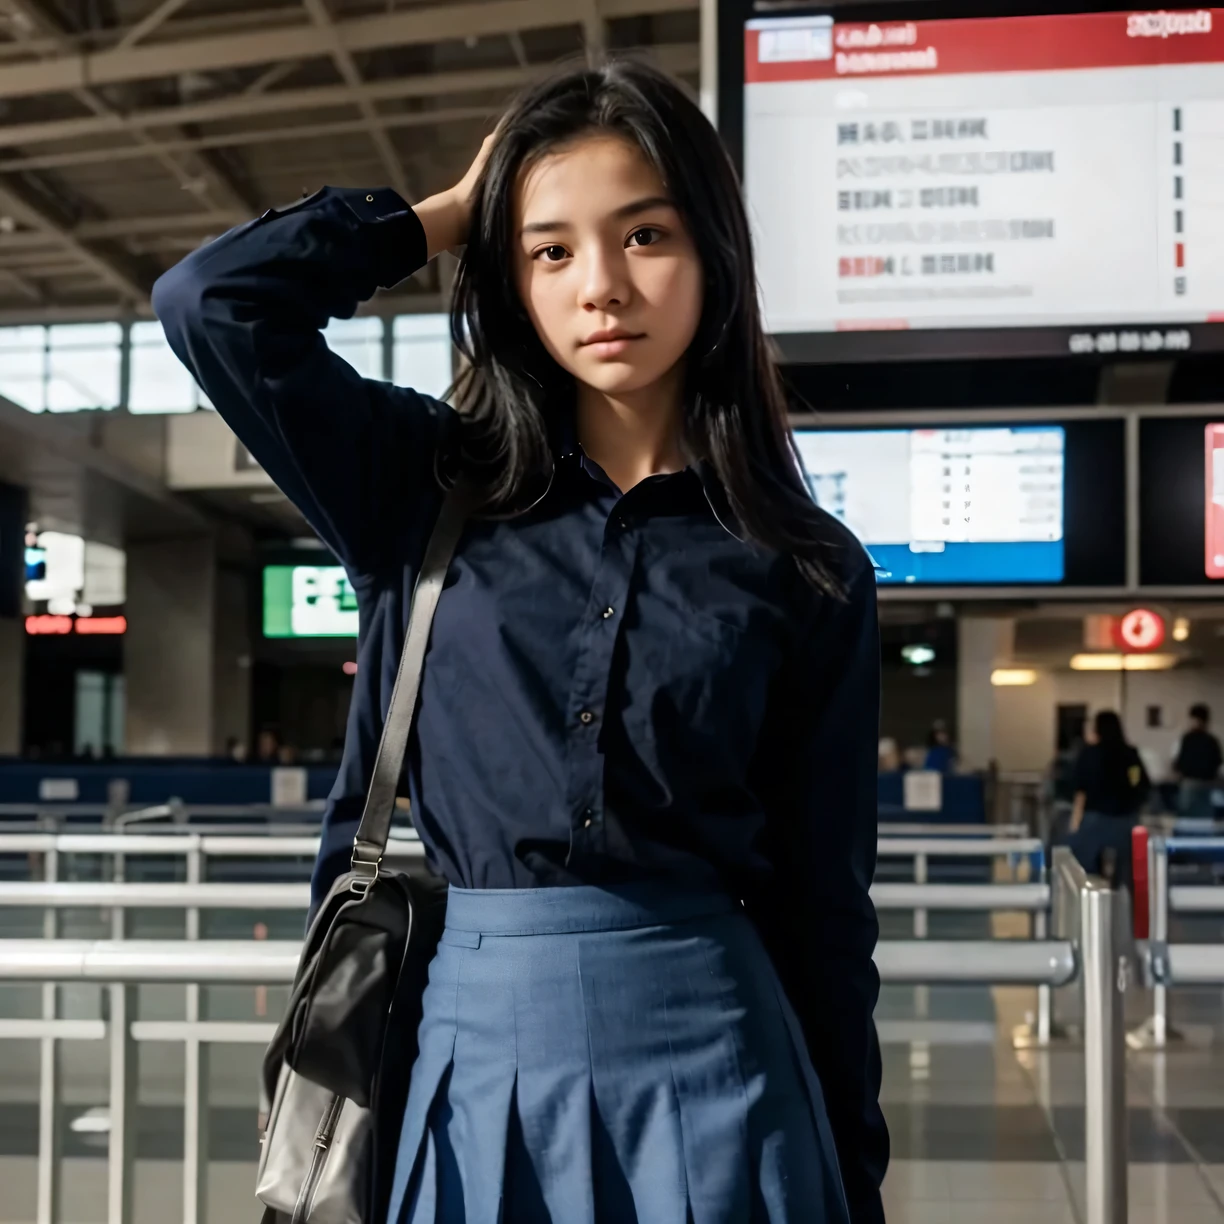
left=256, top=485, right=472, bottom=1224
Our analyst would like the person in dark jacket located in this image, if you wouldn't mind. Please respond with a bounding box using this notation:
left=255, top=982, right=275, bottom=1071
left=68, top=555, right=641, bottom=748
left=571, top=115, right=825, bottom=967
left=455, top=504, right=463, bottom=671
left=1070, top=710, right=1151, bottom=885
left=1173, top=703, right=1222, bottom=820
left=153, top=59, right=885, bottom=1224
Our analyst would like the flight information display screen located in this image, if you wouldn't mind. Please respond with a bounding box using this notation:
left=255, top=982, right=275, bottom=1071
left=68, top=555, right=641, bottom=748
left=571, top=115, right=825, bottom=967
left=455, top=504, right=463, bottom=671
left=1139, top=416, right=1224, bottom=586
left=794, top=425, right=1066, bottom=583
left=738, top=6, right=1224, bottom=361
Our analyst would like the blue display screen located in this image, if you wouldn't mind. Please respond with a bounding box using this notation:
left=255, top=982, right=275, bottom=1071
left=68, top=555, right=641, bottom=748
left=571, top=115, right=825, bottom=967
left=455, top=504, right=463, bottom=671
left=794, top=426, right=1066, bottom=585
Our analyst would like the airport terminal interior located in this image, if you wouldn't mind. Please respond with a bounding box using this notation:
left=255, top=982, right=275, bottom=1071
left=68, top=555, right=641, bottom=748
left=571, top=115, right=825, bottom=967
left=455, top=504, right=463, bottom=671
left=2, top=0, right=1224, bottom=1221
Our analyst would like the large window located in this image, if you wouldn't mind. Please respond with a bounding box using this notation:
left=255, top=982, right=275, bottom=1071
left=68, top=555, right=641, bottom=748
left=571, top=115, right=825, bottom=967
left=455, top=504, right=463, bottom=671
left=0, top=313, right=454, bottom=413
left=0, top=326, right=45, bottom=412
left=129, top=320, right=210, bottom=413
left=323, top=317, right=384, bottom=381
left=393, top=314, right=453, bottom=400
left=46, top=324, right=122, bottom=412
left=0, top=323, right=122, bottom=412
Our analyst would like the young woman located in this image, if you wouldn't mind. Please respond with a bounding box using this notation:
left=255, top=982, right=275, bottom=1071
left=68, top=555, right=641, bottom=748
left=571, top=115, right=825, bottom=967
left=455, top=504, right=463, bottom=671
left=155, top=59, right=886, bottom=1224
left=1070, top=709, right=1151, bottom=885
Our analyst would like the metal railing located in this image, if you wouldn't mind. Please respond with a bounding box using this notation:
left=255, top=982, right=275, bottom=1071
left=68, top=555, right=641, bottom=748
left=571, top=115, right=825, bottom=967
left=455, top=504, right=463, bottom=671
left=0, top=830, right=1128, bottom=1224
left=1130, top=833, right=1224, bottom=1048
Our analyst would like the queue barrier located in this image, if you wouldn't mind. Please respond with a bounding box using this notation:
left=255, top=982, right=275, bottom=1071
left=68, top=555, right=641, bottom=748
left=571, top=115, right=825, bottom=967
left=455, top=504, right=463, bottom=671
left=0, top=835, right=1128, bottom=1224
left=1129, top=831, right=1224, bottom=1048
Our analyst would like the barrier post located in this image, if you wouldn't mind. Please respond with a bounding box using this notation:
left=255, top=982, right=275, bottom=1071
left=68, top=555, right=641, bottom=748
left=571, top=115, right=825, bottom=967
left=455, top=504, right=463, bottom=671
left=183, top=845, right=209, bottom=1224
left=1081, top=879, right=1129, bottom=1224
left=36, top=846, right=61, bottom=1224
left=1130, top=834, right=1176, bottom=1049
left=107, top=848, right=137, bottom=1224
left=1151, top=835, right=1170, bottom=1046
left=913, top=851, right=928, bottom=938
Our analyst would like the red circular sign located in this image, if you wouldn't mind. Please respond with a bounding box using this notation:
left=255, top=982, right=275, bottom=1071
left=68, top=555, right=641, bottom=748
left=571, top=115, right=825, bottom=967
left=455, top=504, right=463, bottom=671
left=1117, top=609, right=1165, bottom=652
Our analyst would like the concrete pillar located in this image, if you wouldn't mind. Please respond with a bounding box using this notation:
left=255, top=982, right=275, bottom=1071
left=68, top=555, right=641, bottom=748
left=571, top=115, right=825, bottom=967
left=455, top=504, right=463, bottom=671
left=0, top=617, right=24, bottom=754
left=212, top=564, right=252, bottom=755
left=125, top=536, right=250, bottom=756
left=957, top=617, right=1015, bottom=771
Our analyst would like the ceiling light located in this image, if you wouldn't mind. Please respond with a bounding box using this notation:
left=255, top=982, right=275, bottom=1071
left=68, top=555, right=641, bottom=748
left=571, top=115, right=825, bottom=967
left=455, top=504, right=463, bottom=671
left=901, top=643, right=935, bottom=665
left=991, top=668, right=1038, bottom=686
left=1173, top=616, right=1190, bottom=642
left=1070, top=653, right=1179, bottom=671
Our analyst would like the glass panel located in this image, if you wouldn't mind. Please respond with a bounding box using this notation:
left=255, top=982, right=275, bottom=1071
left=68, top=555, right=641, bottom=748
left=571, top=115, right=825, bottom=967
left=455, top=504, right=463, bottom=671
left=323, top=316, right=384, bottom=381
left=0, top=325, right=47, bottom=412
left=45, top=323, right=122, bottom=412
left=129, top=320, right=205, bottom=414
left=392, top=313, right=453, bottom=400
left=74, top=671, right=106, bottom=757
left=108, top=674, right=126, bottom=754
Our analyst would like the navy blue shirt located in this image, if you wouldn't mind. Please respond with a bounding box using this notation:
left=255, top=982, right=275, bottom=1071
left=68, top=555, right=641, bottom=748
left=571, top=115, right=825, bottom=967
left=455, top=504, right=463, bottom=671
left=152, top=186, right=886, bottom=1220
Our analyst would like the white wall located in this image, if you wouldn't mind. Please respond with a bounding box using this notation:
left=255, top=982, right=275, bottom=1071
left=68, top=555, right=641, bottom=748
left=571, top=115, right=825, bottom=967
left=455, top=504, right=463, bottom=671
left=989, top=666, right=1224, bottom=776
left=165, top=412, right=273, bottom=491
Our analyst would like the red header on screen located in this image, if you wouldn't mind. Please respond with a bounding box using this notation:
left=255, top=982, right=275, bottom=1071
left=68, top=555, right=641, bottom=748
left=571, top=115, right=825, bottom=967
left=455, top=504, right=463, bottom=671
left=745, top=9, right=1224, bottom=83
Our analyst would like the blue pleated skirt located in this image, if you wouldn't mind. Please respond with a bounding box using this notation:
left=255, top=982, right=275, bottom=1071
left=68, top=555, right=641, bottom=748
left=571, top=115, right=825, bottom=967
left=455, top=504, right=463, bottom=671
left=386, top=883, right=850, bottom=1224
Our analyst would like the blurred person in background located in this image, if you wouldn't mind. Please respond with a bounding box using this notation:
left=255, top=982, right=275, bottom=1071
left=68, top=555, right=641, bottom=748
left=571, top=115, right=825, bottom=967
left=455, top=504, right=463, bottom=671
left=154, top=58, right=885, bottom=1224
left=1070, top=709, right=1150, bottom=886
left=254, top=727, right=280, bottom=764
left=923, top=720, right=957, bottom=774
left=1172, top=703, right=1222, bottom=821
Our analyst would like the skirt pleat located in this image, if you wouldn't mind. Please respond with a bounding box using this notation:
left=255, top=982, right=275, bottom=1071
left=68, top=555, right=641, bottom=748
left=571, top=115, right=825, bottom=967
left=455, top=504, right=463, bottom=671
left=386, top=885, right=849, bottom=1224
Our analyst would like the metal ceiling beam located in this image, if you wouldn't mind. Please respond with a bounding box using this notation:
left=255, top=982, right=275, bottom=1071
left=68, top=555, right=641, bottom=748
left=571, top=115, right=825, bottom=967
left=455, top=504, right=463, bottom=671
left=582, top=0, right=607, bottom=63
left=0, top=211, right=242, bottom=247
left=299, top=0, right=412, bottom=201
left=0, top=266, right=43, bottom=300
left=1, top=0, right=257, bottom=253
left=115, top=0, right=192, bottom=50
left=0, top=0, right=696, bottom=100
left=2, top=106, right=494, bottom=173
left=0, top=177, right=145, bottom=299
left=0, top=43, right=700, bottom=150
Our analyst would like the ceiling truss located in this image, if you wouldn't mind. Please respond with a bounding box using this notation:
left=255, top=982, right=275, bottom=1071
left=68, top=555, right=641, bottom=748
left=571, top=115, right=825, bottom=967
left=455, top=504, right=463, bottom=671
left=0, top=0, right=700, bottom=313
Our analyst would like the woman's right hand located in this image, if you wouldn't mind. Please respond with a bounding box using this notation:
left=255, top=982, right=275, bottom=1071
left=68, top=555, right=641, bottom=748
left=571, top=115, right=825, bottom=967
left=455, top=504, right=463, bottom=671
left=415, top=133, right=496, bottom=260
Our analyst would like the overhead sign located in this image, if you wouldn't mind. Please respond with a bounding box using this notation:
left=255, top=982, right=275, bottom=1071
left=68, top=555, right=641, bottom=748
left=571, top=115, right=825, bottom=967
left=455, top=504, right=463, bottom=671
left=263, top=565, right=358, bottom=638
left=26, top=614, right=126, bottom=636
left=1116, top=608, right=1165, bottom=651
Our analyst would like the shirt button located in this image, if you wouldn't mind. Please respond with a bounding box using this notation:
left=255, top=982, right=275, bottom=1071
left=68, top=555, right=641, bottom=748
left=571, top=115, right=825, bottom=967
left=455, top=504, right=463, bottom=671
left=601, top=606, right=615, bottom=619
left=579, top=709, right=596, bottom=725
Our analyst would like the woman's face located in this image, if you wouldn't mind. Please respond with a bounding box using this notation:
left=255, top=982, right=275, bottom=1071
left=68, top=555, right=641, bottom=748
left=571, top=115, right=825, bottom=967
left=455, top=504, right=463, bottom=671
left=512, top=133, right=704, bottom=398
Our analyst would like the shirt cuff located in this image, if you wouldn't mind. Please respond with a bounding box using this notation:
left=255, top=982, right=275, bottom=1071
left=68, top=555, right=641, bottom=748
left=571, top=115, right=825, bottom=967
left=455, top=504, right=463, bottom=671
left=338, top=187, right=428, bottom=290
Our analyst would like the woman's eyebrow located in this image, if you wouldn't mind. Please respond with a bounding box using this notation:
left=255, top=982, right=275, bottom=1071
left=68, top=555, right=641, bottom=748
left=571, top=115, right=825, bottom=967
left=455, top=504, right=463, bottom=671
left=520, top=195, right=674, bottom=237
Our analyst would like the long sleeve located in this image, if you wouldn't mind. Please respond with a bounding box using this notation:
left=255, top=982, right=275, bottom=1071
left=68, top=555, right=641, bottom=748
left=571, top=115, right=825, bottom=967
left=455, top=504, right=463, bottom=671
left=151, top=186, right=456, bottom=578
left=748, top=548, right=888, bottom=1223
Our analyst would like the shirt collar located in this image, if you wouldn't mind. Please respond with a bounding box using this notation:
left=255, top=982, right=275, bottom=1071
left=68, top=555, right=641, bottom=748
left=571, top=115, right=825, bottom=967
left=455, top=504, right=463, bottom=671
left=550, top=408, right=744, bottom=541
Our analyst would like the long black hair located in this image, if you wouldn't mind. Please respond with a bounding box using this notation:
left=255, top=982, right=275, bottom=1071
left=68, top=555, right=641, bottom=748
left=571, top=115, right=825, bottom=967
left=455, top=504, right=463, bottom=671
left=1093, top=709, right=1134, bottom=797
left=450, top=57, right=842, bottom=592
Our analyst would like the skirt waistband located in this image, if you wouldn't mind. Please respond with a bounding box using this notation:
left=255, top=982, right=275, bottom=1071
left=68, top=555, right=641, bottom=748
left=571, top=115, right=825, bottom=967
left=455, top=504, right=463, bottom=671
left=442, top=882, right=736, bottom=937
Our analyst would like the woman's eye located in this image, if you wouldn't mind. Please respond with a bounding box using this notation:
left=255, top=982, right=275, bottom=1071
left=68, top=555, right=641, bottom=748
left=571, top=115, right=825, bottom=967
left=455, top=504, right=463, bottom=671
left=628, top=227, right=662, bottom=247
left=538, top=245, right=568, bottom=262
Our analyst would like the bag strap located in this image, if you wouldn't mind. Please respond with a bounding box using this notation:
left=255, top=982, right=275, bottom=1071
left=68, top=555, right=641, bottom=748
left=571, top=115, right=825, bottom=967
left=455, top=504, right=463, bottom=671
left=350, top=483, right=474, bottom=881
